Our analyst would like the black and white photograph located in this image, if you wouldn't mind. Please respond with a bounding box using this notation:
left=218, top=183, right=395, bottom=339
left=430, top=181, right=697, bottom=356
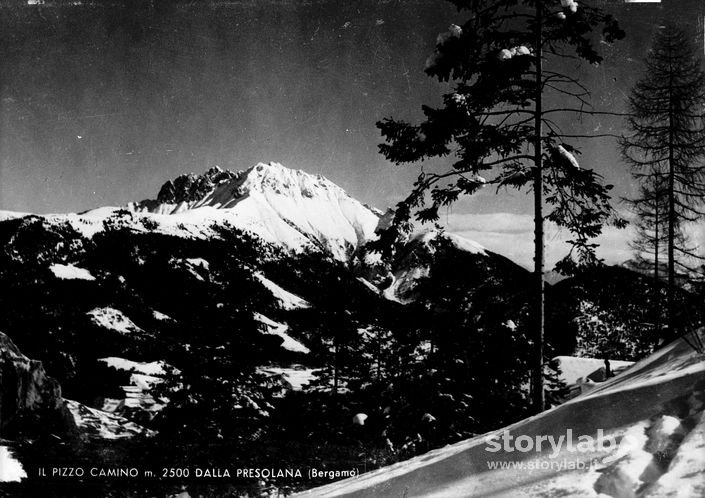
left=0, top=0, right=704, bottom=496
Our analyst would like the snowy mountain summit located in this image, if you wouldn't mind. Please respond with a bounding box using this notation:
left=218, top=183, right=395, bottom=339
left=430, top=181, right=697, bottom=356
left=0, top=161, right=495, bottom=271
left=127, top=162, right=382, bottom=260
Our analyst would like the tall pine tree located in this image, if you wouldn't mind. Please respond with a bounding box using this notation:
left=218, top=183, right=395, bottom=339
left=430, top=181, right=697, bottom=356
left=623, top=175, right=669, bottom=340
left=621, top=24, right=705, bottom=340
left=374, top=0, right=624, bottom=412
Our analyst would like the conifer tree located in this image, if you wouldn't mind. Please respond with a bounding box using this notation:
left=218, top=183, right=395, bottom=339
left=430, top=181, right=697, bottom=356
left=375, top=0, right=624, bottom=412
left=623, top=176, right=669, bottom=338
left=622, top=24, right=705, bottom=339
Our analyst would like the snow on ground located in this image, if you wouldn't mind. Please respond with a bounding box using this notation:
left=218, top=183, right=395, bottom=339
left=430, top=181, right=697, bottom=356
left=183, top=258, right=209, bottom=271
left=118, top=375, right=165, bottom=413
left=554, top=356, right=635, bottom=386
left=295, top=330, right=705, bottom=497
left=444, top=232, right=487, bottom=255
left=31, top=206, right=222, bottom=243
left=99, top=357, right=169, bottom=376
left=414, top=230, right=487, bottom=256
left=258, top=365, right=318, bottom=391
left=383, top=267, right=429, bottom=304
left=152, top=310, right=173, bottom=322
left=641, top=409, right=705, bottom=497
left=356, top=277, right=382, bottom=295
left=94, top=358, right=169, bottom=415
left=49, top=263, right=96, bottom=281
left=0, top=210, right=29, bottom=222
left=254, top=273, right=311, bottom=310
left=254, top=313, right=310, bottom=354
left=86, top=307, right=144, bottom=335
left=66, top=400, right=153, bottom=440
left=383, top=230, right=488, bottom=303
left=51, top=209, right=121, bottom=239
left=129, top=373, right=163, bottom=391
left=171, top=257, right=211, bottom=281
left=0, top=445, right=27, bottom=482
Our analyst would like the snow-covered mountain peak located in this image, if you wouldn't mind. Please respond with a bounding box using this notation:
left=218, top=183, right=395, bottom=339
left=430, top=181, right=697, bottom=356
left=155, top=165, right=241, bottom=206
left=0, top=162, right=492, bottom=265
left=240, top=162, right=346, bottom=199
left=128, top=162, right=382, bottom=260
left=140, top=162, right=355, bottom=215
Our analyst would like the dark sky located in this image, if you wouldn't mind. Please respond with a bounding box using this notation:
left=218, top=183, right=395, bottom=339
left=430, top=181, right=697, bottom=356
left=0, top=0, right=701, bottom=215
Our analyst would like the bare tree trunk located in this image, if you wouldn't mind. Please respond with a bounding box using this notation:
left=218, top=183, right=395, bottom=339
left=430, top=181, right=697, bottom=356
left=532, top=0, right=545, bottom=414
left=333, top=336, right=339, bottom=399
left=668, top=53, right=676, bottom=341
left=654, top=194, right=661, bottom=344
left=376, top=330, right=382, bottom=383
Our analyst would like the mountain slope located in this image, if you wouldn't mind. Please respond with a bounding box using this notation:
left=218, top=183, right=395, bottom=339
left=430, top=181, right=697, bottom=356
left=0, top=163, right=381, bottom=263
left=294, top=330, right=705, bottom=498
left=381, top=229, right=490, bottom=303
left=128, top=162, right=382, bottom=260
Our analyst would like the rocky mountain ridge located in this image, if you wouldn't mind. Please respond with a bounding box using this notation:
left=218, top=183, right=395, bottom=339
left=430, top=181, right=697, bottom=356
left=0, top=331, right=74, bottom=438
left=126, top=162, right=382, bottom=260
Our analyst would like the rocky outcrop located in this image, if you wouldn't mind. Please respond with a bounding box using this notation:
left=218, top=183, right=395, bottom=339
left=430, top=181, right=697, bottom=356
left=155, top=166, right=241, bottom=204
left=0, top=331, right=74, bottom=437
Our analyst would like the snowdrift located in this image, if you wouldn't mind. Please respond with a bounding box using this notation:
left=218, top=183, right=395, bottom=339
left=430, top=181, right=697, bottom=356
left=0, top=446, right=26, bottom=482
left=296, top=331, right=705, bottom=497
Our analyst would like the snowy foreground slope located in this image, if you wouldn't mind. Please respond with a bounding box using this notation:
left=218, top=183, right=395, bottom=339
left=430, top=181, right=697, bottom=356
left=296, top=331, right=705, bottom=498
